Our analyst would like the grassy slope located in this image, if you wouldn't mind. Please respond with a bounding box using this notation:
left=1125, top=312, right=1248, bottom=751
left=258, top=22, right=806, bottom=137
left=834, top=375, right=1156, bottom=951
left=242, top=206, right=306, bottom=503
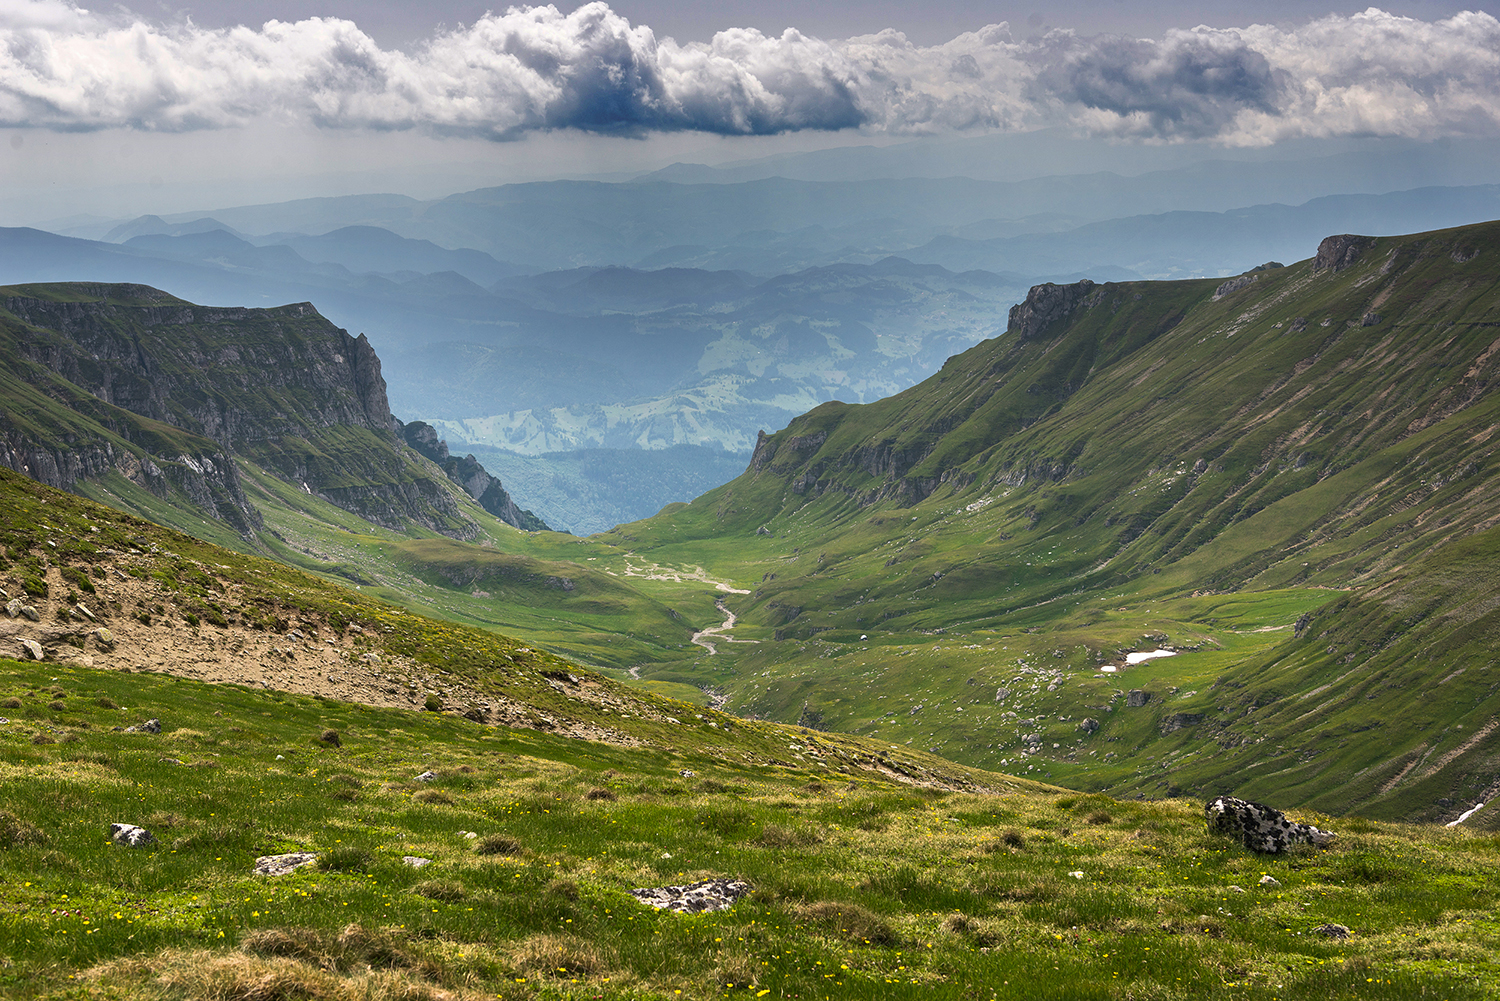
left=566, top=222, right=1500, bottom=820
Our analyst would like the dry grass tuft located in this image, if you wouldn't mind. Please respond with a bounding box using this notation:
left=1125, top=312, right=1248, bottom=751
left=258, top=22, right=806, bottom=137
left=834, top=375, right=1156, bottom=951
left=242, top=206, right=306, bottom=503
left=88, top=945, right=475, bottom=1001
left=508, top=933, right=613, bottom=979
left=475, top=834, right=522, bottom=856
left=0, top=809, right=45, bottom=849
left=795, top=901, right=899, bottom=946
left=412, top=789, right=455, bottom=806
left=753, top=823, right=822, bottom=848
left=584, top=787, right=617, bottom=801
left=411, top=880, right=467, bottom=903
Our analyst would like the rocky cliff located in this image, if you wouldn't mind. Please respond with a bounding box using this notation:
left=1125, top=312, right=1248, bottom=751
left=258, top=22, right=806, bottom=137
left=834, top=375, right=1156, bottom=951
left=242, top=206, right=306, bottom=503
left=398, top=420, right=548, bottom=532
left=0, top=282, right=527, bottom=540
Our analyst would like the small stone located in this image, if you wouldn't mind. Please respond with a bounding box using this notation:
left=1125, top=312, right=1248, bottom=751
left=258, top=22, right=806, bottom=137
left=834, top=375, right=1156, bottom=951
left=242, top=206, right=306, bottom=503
left=159, top=757, right=183, bottom=765
left=19, top=639, right=44, bottom=661
left=109, top=823, right=155, bottom=847
left=125, top=718, right=161, bottom=734
left=319, top=729, right=341, bottom=747
left=1078, top=718, right=1100, bottom=734
left=74, top=603, right=97, bottom=622
left=4, top=598, right=21, bottom=617
left=1126, top=690, right=1151, bottom=707
left=1314, top=923, right=1351, bottom=940
left=254, top=852, right=318, bottom=876
left=289, top=629, right=304, bottom=639
left=415, top=770, right=438, bottom=782
left=1068, top=871, right=1085, bottom=879
left=92, top=627, right=115, bottom=650
left=1227, top=885, right=1246, bottom=893
left=1258, top=875, right=1281, bottom=887
left=679, top=769, right=695, bottom=778
left=461, top=831, right=478, bottom=840
left=402, top=856, right=433, bottom=868
left=275, top=754, right=285, bottom=760
left=20, top=605, right=39, bottom=622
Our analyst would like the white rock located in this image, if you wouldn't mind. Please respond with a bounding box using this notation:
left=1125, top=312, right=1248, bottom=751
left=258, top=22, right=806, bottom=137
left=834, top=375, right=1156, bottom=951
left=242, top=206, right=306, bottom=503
left=402, top=856, right=433, bottom=868
left=1259, top=875, right=1281, bottom=887
left=19, top=639, right=43, bottom=661
left=254, top=852, right=318, bottom=876
left=1068, top=871, right=1085, bottom=879
left=415, top=770, right=438, bottom=782
left=109, top=823, right=155, bottom=847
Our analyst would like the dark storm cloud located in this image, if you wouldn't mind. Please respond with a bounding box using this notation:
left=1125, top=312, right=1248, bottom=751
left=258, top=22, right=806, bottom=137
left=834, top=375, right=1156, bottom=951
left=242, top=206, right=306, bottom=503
left=1028, top=30, right=1284, bottom=139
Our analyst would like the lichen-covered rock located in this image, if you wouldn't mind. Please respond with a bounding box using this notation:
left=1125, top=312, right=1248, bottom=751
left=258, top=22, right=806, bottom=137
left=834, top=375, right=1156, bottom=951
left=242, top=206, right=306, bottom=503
left=109, top=823, right=155, bottom=847
left=1126, top=690, right=1151, bottom=707
left=1205, top=795, right=1335, bottom=853
left=124, top=718, right=161, bottom=734
left=254, top=852, right=318, bottom=876
left=630, top=879, right=751, bottom=913
left=19, top=639, right=43, bottom=661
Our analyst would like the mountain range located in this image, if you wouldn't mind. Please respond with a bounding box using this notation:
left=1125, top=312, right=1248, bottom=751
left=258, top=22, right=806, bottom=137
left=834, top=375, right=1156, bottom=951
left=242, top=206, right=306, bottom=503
left=3, top=216, right=1498, bottom=830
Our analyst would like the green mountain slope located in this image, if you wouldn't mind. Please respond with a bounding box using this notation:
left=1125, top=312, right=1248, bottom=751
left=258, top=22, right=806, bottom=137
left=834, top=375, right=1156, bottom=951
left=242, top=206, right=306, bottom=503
left=602, top=221, right=1500, bottom=822
left=2, top=460, right=1499, bottom=1001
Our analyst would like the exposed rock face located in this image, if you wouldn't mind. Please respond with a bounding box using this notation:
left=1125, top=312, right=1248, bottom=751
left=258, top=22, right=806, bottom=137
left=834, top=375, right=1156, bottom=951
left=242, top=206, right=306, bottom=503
left=1160, top=712, right=1204, bottom=733
left=398, top=420, right=547, bottom=532
left=1006, top=280, right=1096, bottom=342
left=1313, top=235, right=1376, bottom=274
left=1205, top=795, right=1335, bottom=853
left=1126, top=690, right=1152, bottom=707
left=0, top=284, right=486, bottom=539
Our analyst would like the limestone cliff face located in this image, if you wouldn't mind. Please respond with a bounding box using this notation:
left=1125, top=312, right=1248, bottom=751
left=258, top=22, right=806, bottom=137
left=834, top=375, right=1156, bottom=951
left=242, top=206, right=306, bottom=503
left=0, top=283, right=479, bottom=539
left=1005, top=279, right=1099, bottom=342
left=398, top=420, right=548, bottom=532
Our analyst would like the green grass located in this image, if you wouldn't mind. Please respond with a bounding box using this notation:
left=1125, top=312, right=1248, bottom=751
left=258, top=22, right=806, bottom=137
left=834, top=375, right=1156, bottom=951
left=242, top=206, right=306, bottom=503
left=0, top=658, right=1496, bottom=1001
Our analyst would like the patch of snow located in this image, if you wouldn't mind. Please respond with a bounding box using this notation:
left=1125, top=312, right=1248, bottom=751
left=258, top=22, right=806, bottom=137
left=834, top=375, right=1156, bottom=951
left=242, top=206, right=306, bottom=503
left=1126, top=649, right=1177, bottom=665
left=1446, top=802, right=1486, bottom=827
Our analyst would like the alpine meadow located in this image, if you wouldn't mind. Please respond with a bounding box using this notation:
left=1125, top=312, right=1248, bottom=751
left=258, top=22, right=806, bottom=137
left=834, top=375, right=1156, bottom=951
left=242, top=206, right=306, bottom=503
left=3, top=3, right=1500, bottom=1000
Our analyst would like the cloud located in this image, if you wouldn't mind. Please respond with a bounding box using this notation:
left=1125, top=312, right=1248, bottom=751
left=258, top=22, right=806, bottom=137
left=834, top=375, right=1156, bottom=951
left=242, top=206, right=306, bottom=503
left=0, top=3, right=1497, bottom=143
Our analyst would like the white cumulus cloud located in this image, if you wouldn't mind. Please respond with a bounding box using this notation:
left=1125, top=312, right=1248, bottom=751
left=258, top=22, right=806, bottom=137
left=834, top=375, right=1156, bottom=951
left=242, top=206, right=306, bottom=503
left=0, top=3, right=1497, bottom=143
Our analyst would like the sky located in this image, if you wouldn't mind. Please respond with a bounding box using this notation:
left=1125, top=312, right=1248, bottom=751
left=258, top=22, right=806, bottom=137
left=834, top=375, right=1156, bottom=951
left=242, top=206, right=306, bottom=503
left=2, top=0, right=1499, bottom=225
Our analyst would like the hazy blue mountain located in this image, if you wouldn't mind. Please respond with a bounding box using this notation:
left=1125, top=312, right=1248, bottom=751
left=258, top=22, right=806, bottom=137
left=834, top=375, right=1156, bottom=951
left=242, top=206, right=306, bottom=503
left=903, top=184, right=1500, bottom=279
left=463, top=444, right=753, bottom=535
left=270, top=226, right=527, bottom=285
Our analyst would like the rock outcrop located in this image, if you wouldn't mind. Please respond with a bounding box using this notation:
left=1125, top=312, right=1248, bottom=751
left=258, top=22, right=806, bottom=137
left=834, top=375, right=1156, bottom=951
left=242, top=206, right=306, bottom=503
left=0, top=283, right=489, bottom=540
left=1205, top=795, right=1335, bottom=854
left=398, top=420, right=547, bottom=532
left=1006, top=280, right=1097, bottom=342
left=1313, top=235, right=1376, bottom=274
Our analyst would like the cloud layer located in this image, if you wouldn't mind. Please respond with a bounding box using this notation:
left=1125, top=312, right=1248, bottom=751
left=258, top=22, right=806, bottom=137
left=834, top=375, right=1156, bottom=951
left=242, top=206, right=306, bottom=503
left=0, top=2, right=1497, bottom=143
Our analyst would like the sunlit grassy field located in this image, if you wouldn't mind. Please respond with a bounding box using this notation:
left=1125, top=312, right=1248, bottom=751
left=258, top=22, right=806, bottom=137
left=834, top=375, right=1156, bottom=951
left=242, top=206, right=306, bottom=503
left=1, top=659, right=1495, bottom=1001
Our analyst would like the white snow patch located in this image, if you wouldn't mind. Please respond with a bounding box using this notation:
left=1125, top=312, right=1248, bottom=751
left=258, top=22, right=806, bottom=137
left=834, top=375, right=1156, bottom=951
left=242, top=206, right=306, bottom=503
left=1126, top=649, right=1178, bottom=665
left=1446, top=802, right=1486, bottom=827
